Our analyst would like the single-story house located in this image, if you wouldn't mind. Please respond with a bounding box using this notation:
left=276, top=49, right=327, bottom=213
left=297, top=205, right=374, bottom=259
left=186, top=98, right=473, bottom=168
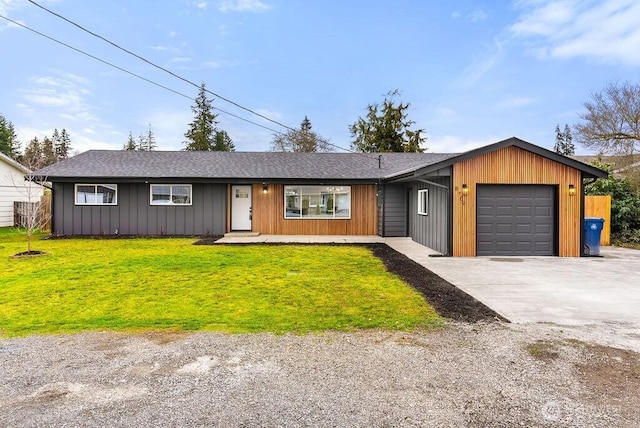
left=0, top=152, right=45, bottom=227
left=33, top=137, right=607, bottom=257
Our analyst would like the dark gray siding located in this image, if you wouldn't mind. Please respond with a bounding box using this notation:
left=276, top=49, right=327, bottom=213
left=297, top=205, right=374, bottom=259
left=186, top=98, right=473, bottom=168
left=379, top=183, right=407, bottom=237
left=407, top=177, right=450, bottom=254
left=52, top=182, right=226, bottom=236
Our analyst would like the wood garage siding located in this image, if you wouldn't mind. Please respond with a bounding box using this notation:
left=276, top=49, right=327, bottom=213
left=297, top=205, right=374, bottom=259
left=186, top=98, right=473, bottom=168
left=52, top=182, right=226, bottom=236
left=252, top=183, right=378, bottom=235
left=452, top=146, right=582, bottom=257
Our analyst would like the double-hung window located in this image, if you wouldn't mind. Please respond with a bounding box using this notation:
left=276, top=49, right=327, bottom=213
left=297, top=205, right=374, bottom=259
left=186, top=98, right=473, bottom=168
left=150, top=184, right=192, bottom=205
left=75, top=184, right=117, bottom=205
left=284, top=185, right=351, bottom=219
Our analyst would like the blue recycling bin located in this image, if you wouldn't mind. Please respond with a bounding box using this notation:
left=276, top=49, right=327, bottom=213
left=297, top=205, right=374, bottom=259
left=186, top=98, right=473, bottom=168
left=584, top=217, right=605, bottom=256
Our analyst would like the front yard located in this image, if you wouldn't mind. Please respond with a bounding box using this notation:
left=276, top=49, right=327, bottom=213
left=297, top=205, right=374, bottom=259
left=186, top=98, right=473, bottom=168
left=0, top=228, right=440, bottom=337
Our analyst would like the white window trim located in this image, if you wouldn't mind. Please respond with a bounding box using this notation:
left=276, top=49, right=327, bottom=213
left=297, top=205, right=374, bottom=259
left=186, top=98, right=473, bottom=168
left=150, top=184, right=193, bottom=206
left=74, top=184, right=118, bottom=206
left=284, top=185, right=352, bottom=220
left=418, top=188, right=428, bottom=216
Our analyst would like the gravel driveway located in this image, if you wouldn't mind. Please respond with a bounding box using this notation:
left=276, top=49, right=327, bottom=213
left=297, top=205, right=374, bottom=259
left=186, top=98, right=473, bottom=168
left=2, top=322, right=639, bottom=427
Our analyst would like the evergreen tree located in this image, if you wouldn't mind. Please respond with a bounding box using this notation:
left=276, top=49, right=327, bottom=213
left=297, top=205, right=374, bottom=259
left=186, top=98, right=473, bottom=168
left=184, top=83, right=219, bottom=151
left=0, top=114, right=20, bottom=158
left=124, top=132, right=137, bottom=150
left=23, top=137, right=42, bottom=167
left=562, top=124, right=575, bottom=155
left=41, top=136, right=57, bottom=166
left=350, top=90, right=426, bottom=153
left=271, top=116, right=332, bottom=152
left=554, top=124, right=576, bottom=156
left=138, top=124, right=157, bottom=151
left=57, top=129, right=72, bottom=159
left=213, top=130, right=235, bottom=152
left=554, top=124, right=564, bottom=154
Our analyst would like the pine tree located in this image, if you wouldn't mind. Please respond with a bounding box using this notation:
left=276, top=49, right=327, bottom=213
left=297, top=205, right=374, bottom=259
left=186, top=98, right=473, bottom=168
left=213, top=130, right=235, bottom=151
left=23, top=137, right=42, bottom=167
left=57, top=129, right=72, bottom=159
left=124, top=132, right=137, bottom=150
left=350, top=90, right=426, bottom=153
left=0, top=114, right=20, bottom=158
left=184, top=83, right=219, bottom=151
left=139, top=124, right=157, bottom=151
left=563, top=124, right=575, bottom=155
left=554, top=124, right=564, bottom=154
left=41, top=136, right=57, bottom=166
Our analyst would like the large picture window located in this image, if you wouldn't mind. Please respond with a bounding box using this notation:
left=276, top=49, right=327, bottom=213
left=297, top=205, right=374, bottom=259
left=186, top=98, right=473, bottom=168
left=284, top=186, right=351, bottom=219
left=75, top=184, right=117, bottom=205
left=150, top=184, right=192, bottom=205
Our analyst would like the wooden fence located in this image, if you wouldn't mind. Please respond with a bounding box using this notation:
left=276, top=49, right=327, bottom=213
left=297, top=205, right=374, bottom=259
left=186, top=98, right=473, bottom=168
left=13, top=195, right=51, bottom=232
left=584, top=195, right=611, bottom=245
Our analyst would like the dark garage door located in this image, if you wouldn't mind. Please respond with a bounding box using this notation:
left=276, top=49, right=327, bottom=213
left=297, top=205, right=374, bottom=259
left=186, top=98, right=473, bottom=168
left=476, top=185, right=556, bottom=256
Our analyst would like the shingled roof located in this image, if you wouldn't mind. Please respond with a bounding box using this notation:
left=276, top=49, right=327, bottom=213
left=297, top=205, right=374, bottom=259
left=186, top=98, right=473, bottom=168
left=33, top=150, right=459, bottom=181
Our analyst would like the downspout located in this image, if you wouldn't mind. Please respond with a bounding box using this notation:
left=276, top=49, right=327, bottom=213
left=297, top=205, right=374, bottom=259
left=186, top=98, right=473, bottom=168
left=379, top=178, right=385, bottom=237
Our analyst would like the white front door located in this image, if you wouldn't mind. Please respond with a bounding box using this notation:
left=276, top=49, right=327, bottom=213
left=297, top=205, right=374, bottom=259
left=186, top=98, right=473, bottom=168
left=231, top=185, right=252, bottom=231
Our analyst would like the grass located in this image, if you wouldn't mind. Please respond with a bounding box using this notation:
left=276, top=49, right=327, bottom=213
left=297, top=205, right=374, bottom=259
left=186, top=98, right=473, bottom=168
left=0, top=228, right=440, bottom=337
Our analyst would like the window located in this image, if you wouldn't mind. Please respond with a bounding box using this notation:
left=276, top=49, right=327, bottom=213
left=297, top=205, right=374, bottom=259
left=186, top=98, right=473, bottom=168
left=284, top=185, right=351, bottom=219
left=418, top=189, right=428, bottom=215
left=75, top=184, right=117, bottom=205
left=150, top=184, right=192, bottom=205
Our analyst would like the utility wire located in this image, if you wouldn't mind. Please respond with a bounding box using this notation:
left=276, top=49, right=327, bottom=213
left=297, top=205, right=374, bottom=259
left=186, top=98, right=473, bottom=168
left=0, top=14, right=286, bottom=135
left=27, top=0, right=298, bottom=132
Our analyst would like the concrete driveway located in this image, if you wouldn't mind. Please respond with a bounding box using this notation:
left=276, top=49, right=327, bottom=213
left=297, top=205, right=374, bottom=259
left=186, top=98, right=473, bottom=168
left=385, top=239, right=640, bottom=327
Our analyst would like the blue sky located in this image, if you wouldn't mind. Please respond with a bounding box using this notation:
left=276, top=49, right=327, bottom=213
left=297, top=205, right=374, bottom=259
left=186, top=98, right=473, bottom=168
left=1, top=0, right=639, bottom=155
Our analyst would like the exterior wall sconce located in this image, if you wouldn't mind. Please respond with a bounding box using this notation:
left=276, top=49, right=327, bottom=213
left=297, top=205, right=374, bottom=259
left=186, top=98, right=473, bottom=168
left=262, top=183, right=268, bottom=194
left=568, top=184, right=576, bottom=196
left=462, top=183, right=469, bottom=195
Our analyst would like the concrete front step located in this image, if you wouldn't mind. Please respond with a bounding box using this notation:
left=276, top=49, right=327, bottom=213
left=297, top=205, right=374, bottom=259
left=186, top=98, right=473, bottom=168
left=223, top=232, right=261, bottom=237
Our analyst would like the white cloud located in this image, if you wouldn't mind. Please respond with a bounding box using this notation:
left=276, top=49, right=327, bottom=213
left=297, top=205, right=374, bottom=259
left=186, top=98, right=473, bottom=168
left=20, top=73, right=97, bottom=122
left=510, top=0, right=640, bottom=66
left=168, top=30, right=179, bottom=38
left=456, top=38, right=505, bottom=87
left=218, top=0, right=271, bottom=13
left=169, top=56, right=192, bottom=63
left=196, top=2, right=207, bottom=10
left=467, top=9, right=489, bottom=22
left=450, top=8, right=488, bottom=22
left=497, top=96, right=537, bottom=108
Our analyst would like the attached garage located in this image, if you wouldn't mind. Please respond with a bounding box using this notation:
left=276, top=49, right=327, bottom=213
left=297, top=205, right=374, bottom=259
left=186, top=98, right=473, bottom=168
left=476, top=185, right=556, bottom=256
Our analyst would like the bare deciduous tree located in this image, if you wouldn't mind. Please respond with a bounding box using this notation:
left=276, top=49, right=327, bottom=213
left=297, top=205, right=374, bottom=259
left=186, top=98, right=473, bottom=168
left=12, top=155, right=50, bottom=254
left=575, top=82, right=640, bottom=155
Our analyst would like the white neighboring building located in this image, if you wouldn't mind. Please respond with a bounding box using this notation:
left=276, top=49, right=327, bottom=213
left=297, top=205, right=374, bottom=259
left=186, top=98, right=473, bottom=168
left=0, top=152, right=44, bottom=227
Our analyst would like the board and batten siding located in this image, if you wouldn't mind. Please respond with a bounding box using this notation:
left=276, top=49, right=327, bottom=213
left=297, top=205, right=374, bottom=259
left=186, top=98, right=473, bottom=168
left=0, top=158, right=43, bottom=227
left=407, top=177, right=450, bottom=255
left=252, top=183, right=378, bottom=235
left=452, top=146, right=582, bottom=257
left=52, top=182, right=226, bottom=236
left=379, top=183, right=407, bottom=237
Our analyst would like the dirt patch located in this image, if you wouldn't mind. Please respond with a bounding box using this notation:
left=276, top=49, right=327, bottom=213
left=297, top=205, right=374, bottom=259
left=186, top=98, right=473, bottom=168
left=366, top=243, right=507, bottom=323
left=10, top=250, right=48, bottom=258
left=576, top=344, right=640, bottom=414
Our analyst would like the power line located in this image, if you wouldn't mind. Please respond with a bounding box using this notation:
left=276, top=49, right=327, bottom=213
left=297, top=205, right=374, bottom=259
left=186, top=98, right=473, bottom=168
left=0, top=14, right=286, bottom=135
left=27, top=0, right=297, bottom=132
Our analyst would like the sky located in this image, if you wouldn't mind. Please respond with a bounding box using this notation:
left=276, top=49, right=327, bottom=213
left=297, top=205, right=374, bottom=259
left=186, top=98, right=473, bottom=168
left=1, top=0, right=639, bottom=155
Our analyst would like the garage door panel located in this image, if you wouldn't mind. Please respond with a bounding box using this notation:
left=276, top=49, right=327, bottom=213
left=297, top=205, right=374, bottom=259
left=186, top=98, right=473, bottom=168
left=477, top=185, right=556, bottom=256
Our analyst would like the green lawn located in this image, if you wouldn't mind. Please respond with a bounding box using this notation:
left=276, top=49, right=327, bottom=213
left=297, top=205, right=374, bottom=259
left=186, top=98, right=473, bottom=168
left=0, top=228, right=440, bottom=337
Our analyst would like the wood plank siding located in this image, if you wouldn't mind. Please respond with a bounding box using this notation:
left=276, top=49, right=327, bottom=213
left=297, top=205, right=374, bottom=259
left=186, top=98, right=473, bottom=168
left=452, top=146, right=582, bottom=257
left=251, top=183, right=378, bottom=235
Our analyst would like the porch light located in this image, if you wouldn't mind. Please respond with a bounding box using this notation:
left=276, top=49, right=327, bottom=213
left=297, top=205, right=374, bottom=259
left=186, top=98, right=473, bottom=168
left=262, top=183, right=268, bottom=194
left=568, top=184, right=576, bottom=196
left=462, top=183, right=469, bottom=195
